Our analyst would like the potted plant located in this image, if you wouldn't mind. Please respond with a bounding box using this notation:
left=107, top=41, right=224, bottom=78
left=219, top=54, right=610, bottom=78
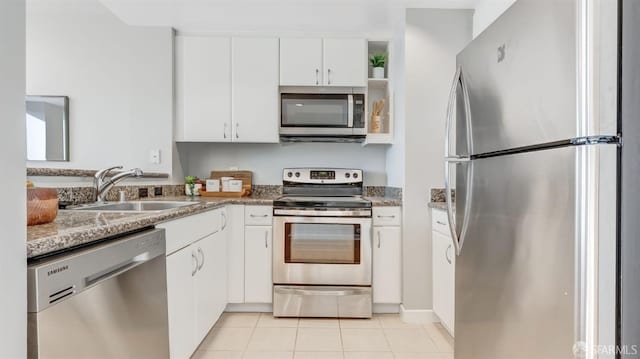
left=185, top=176, right=202, bottom=196
left=369, top=53, right=387, bottom=79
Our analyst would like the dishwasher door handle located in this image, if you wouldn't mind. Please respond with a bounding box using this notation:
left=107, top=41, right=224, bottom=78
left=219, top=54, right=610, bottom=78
left=84, top=252, right=151, bottom=287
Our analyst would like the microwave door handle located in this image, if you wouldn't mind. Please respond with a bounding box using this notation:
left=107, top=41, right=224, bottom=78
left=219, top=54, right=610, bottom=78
left=347, top=94, right=354, bottom=128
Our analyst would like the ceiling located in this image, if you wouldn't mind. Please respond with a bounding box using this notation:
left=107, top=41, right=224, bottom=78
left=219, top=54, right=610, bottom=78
left=97, top=0, right=478, bottom=35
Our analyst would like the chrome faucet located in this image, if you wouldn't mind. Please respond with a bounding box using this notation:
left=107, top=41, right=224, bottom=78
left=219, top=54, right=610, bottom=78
left=94, top=166, right=144, bottom=202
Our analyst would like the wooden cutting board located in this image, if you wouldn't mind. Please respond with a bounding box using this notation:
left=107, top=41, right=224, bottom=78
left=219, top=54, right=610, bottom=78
left=202, top=170, right=253, bottom=197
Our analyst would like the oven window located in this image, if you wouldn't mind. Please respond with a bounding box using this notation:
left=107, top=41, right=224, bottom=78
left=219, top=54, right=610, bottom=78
left=285, top=223, right=360, bottom=264
left=281, top=95, right=348, bottom=127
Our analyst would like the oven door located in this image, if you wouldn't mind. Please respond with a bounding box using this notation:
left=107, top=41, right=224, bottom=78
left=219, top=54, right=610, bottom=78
left=273, top=215, right=372, bottom=286
left=280, top=94, right=355, bottom=135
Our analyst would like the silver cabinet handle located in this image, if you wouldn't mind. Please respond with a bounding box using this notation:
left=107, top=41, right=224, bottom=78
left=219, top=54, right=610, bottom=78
left=223, top=123, right=227, bottom=139
left=315, top=68, right=319, bottom=85
left=221, top=211, right=227, bottom=231
left=264, top=231, right=269, bottom=248
left=235, top=123, right=239, bottom=139
left=327, top=68, right=331, bottom=85
left=377, top=215, right=396, bottom=219
left=436, top=220, right=447, bottom=226
left=377, top=230, right=381, bottom=249
left=250, top=214, right=269, bottom=218
left=191, top=251, right=198, bottom=276
left=445, top=244, right=452, bottom=264
left=197, top=247, right=204, bottom=271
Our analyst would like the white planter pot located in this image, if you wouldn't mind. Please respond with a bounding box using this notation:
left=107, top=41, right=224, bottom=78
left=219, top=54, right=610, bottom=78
left=372, top=67, right=385, bottom=79
left=185, top=183, right=202, bottom=196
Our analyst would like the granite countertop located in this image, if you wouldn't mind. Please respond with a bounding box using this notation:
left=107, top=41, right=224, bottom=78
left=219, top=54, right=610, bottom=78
left=27, top=193, right=400, bottom=259
left=365, top=196, right=402, bottom=207
left=428, top=202, right=448, bottom=211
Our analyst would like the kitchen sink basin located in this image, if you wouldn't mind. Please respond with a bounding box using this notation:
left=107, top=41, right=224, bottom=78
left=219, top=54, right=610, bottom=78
left=71, top=201, right=197, bottom=212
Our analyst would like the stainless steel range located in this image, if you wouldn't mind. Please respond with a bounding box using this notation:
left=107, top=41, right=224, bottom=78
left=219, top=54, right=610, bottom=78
left=272, top=168, right=372, bottom=318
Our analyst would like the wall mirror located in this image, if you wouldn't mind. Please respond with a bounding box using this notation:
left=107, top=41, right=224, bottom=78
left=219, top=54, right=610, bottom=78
left=26, top=95, right=69, bottom=161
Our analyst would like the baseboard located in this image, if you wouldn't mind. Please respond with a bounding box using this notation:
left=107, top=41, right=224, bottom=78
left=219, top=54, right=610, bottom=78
left=373, top=303, right=401, bottom=314
left=225, top=303, right=273, bottom=313
left=400, top=304, right=439, bottom=324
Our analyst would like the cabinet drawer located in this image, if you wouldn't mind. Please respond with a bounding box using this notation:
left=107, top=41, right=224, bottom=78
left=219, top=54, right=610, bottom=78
left=159, top=209, right=221, bottom=255
left=244, top=206, right=273, bottom=225
left=372, top=207, right=401, bottom=226
left=431, top=208, right=451, bottom=236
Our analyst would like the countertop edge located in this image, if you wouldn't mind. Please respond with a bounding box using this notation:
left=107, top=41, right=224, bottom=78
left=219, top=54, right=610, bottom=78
left=28, top=196, right=403, bottom=258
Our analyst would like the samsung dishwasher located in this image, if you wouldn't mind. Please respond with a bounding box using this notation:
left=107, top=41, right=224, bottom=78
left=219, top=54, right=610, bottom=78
left=27, top=228, right=169, bottom=359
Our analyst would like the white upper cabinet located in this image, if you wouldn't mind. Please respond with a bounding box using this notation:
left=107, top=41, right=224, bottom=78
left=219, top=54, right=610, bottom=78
left=176, top=36, right=279, bottom=143
left=232, top=37, right=279, bottom=143
left=279, top=38, right=323, bottom=86
left=175, top=36, right=231, bottom=142
left=322, top=38, right=367, bottom=87
left=280, top=38, right=366, bottom=87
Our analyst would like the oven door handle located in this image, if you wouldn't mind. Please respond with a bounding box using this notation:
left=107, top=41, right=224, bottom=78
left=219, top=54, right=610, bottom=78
left=274, top=287, right=368, bottom=296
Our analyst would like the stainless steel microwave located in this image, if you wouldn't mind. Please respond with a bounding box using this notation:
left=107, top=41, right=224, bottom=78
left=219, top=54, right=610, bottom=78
left=280, top=93, right=366, bottom=141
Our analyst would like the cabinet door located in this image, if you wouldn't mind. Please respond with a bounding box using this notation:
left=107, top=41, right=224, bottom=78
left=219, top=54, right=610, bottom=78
left=244, top=226, right=273, bottom=303
left=166, top=246, right=197, bottom=359
left=227, top=205, right=245, bottom=303
left=176, top=36, right=231, bottom=141
left=432, top=230, right=455, bottom=335
left=279, top=38, right=322, bottom=86
left=232, top=37, right=279, bottom=143
left=372, top=226, right=402, bottom=304
left=194, top=232, right=227, bottom=343
left=322, top=38, right=367, bottom=87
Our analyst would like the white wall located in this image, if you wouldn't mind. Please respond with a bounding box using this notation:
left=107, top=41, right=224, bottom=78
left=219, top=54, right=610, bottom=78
left=179, top=143, right=389, bottom=186
left=26, top=0, right=175, bottom=180
left=472, top=0, right=517, bottom=37
left=0, top=0, right=27, bottom=356
left=403, top=9, right=472, bottom=310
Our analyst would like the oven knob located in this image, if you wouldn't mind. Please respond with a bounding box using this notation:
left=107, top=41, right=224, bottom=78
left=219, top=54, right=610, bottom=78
left=353, top=172, right=359, bottom=179
left=345, top=173, right=351, bottom=178
left=287, top=172, right=293, bottom=178
left=295, top=172, right=300, bottom=178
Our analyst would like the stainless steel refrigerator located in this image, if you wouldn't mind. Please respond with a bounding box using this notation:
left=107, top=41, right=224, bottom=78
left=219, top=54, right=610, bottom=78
left=443, top=0, right=639, bottom=358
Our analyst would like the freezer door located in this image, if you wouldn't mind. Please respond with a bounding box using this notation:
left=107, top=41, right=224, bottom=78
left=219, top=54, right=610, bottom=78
left=455, top=147, right=576, bottom=359
left=457, top=0, right=577, bottom=155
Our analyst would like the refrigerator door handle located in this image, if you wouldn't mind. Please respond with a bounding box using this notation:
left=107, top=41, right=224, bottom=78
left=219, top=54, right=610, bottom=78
left=444, top=65, right=473, bottom=256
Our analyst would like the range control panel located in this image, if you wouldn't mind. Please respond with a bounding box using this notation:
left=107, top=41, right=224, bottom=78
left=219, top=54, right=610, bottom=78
left=282, top=168, right=362, bottom=184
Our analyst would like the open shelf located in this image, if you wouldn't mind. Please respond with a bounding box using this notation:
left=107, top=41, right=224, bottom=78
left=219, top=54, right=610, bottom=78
left=365, top=40, right=393, bottom=145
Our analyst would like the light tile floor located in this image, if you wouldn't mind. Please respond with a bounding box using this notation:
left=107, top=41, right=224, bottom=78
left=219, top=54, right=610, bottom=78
left=192, top=313, right=454, bottom=359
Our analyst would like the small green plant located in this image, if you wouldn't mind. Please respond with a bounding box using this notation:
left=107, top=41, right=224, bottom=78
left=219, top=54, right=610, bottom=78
left=185, top=176, right=197, bottom=196
left=369, top=54, right=387, bottom=68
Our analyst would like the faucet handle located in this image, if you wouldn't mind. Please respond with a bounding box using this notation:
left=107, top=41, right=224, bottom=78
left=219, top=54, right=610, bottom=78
left=95, top=166, right=123, bottom=180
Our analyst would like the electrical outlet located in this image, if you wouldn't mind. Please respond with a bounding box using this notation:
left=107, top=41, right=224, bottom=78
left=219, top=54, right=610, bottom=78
left=138, top=188, right=149, bottom=198
left=149, top=149, right=161, bottom=164
left=154, top=187, right=163, bottom=196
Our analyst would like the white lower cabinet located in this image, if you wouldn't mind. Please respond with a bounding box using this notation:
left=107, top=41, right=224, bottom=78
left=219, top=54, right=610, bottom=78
left=372, top=207, right=402, bottom=305
left=372, top=226, right=402, bottom=303
left=161, top=208, right=227, bottom=359
left=165, top=246, right=196, bottom=359
left=194, top=232, right=227, bottom=342
left=432, top=209, right=455, bottom=336
left=226, top=205, right=245, bottom=303
left=244, top=225, right=273, bottom=303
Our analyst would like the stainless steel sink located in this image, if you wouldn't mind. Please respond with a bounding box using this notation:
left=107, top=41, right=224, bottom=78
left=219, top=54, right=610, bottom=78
left=71, top=201, right=197, bottom=212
